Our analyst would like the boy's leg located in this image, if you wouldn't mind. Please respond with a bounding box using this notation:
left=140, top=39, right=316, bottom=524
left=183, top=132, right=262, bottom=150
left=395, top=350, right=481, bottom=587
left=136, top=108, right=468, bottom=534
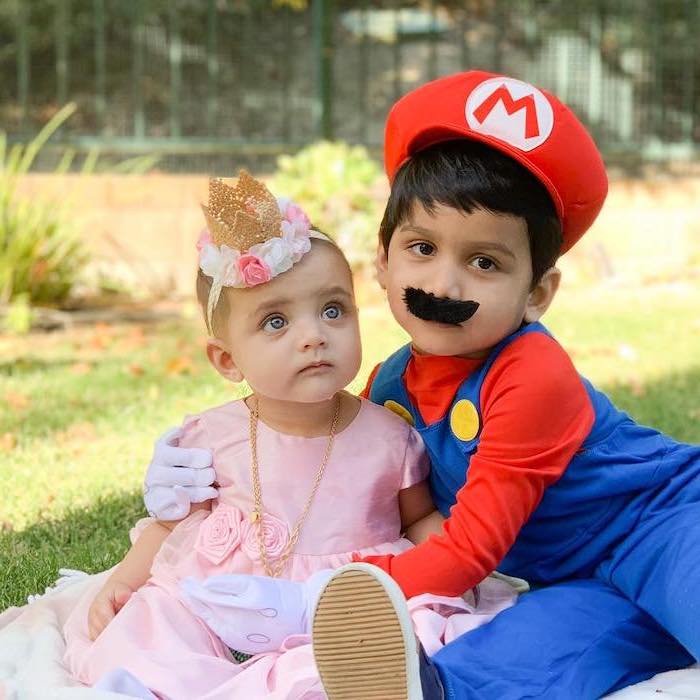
left=431, top=578, right=692, bottom=700
left=312, top=568, right=691, bottom=700
left=597, top=448, right=700, bottom=658
left=312, top=563, right=432, bottom=700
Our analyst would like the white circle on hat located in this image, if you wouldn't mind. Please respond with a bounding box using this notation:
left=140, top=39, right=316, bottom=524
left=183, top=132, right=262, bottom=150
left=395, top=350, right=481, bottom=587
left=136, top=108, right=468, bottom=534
left=465, top=77, right=554, bottom=152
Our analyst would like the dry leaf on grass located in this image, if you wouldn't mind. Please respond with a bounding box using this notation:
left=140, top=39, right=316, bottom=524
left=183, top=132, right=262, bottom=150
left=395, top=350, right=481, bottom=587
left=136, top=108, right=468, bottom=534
left=70, top=362, right=93, bottom=375
left=89, top=323, right=114, bottom=350
left=165, top=356, right=196, bottom=376
left=627, top=378, right=647, bottom=398
left=55, top=421, right=98, bottom=445
left=4, top=391, right=30, bottom=411
left=0, top=433, right=17, bottom=451
left=118, top=326, right=147, bottom=352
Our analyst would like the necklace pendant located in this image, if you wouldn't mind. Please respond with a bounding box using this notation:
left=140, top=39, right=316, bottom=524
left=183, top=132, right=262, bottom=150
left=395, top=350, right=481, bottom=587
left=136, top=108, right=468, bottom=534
left=249, top=510, right=260, bottom=523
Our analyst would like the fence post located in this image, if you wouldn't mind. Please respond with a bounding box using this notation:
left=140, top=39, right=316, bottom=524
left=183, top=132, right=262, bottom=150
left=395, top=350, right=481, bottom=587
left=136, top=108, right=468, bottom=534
left=16, top=0, right=30, bottom=134
left=312, top=0, right=334, bottom=140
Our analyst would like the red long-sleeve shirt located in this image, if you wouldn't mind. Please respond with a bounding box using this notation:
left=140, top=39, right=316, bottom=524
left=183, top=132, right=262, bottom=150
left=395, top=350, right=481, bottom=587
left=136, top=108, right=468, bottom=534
left=359, top=332, right=595, bottom=598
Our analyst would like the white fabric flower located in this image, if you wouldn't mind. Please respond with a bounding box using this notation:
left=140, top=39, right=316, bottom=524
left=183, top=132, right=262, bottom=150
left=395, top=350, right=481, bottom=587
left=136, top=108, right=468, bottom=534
left=276, top=196, right=291, bottom=217
left=281, top=220, right=312, bottom=261
left=250, top=237, right=294, bottom=277
left=199, top=244, right=242, bottom=287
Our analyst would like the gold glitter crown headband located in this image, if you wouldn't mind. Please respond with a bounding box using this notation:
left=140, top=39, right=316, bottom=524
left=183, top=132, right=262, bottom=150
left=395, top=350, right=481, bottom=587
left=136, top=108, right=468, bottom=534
left=197, top=170, right=327, bottom=333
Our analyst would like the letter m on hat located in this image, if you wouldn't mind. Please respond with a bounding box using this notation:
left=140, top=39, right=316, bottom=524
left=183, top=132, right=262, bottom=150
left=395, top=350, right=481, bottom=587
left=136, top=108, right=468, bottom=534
left=465, top=77, right=554, bottom=152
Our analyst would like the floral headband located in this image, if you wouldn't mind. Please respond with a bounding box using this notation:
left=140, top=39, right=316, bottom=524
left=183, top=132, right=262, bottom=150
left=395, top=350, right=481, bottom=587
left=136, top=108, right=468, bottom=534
left=197, top=170, right=327, bottom=333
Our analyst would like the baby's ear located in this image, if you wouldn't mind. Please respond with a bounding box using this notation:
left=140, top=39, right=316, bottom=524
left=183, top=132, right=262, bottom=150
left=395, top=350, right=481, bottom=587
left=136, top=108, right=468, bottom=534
left=206, top=338, right=244, bottom=384
left=524, top=266, right=561, bottom=323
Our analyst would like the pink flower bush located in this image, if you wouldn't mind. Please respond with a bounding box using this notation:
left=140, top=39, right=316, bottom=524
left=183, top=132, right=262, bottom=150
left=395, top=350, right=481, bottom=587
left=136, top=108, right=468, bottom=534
left=195, top=504, right=243, bottom=565
left=241, top=512, right=290, bottom=563
left=238, top=254, right=272, bottom=286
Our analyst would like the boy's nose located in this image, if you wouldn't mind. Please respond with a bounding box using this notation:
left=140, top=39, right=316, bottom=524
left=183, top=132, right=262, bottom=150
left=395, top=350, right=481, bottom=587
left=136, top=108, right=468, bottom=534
left=426, top=264, right=464, bottom=301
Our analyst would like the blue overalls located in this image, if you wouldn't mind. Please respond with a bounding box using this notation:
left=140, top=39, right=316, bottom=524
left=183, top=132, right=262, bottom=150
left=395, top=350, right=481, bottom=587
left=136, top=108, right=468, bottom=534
left=370, top=322, right=699, bottom=699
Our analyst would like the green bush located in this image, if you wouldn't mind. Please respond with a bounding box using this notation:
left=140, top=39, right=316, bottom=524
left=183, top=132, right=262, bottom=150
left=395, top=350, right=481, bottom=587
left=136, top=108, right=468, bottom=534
left=0, top=104, right=89, bottom=307
left=270, top=141, right=384, bottom=270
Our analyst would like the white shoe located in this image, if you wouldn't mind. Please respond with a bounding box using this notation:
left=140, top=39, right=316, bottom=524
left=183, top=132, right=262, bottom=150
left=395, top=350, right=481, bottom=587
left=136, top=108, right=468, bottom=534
left=312, top=563, right=423, bottom=700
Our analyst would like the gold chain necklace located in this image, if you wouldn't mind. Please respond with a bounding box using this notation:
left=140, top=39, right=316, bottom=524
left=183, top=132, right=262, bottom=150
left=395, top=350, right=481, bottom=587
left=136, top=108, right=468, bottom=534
left=249, top=394, right=341, bottom=578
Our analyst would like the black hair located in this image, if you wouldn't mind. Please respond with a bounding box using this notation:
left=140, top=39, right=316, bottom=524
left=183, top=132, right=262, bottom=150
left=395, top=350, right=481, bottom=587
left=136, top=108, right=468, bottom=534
left=379, top=140, right=563, bottom=286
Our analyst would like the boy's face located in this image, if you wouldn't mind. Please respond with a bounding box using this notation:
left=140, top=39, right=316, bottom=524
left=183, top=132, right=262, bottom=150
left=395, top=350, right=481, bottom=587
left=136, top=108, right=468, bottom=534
left=377, top=202, right=556, bottom=358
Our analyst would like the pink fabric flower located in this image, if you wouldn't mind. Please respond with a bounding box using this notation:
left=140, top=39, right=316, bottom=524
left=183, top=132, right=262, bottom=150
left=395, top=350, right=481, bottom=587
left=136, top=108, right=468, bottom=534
left=196, top=229, right=213, bottom=252
left=195, top=504, right=243, bottom=565
left=238, top=254, right=272, bottom=286
left=241, top=512, right=290, bottom=563
left=284, top=203, right=311, bottom=230
left=281, top=221, right=312, bottom=260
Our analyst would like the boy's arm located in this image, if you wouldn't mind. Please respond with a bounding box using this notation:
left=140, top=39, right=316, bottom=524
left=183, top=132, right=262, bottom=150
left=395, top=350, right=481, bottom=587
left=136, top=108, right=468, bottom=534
left=360, top=334, right=595, bottom=598
left=143, top=426, right=218, bottom=520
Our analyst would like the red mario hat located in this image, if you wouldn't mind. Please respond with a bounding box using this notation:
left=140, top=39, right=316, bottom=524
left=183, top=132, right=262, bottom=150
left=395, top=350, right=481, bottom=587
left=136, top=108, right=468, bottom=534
left=384, top=70, right=608, bottom=252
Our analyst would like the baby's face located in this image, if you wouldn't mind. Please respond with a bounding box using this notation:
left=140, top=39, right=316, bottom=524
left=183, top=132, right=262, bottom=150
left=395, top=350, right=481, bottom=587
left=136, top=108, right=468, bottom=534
left=377, top=202, right=536, bottom=358
left=220, top=243, right=362, bottom=404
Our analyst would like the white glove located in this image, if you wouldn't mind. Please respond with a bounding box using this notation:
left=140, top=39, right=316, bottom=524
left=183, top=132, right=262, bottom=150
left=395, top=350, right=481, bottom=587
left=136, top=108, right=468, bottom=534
left=180, top=570, right=333, bottom=654
left=94, top=668, right=158, bottom=699
left=143, top=426, right=218, bottom=520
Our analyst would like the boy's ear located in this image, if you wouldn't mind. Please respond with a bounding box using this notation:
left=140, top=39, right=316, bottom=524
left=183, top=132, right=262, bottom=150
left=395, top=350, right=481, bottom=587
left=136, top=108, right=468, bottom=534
left=206, top=337, right=244, bottom=384
left=375, top=240, right=388, bottom=290
left=524, top=267, right=561, bottom=323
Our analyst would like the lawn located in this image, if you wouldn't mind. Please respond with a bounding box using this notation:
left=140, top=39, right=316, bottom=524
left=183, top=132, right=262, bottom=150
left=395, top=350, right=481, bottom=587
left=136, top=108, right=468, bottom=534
left=2, top=277, right=699, bottom=610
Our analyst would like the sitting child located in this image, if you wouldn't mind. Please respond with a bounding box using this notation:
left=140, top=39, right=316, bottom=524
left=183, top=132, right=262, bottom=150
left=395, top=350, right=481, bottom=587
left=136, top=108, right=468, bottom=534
left=143, top=72, right=700, bottom=700
left=62, top=172, right=515, bottom=700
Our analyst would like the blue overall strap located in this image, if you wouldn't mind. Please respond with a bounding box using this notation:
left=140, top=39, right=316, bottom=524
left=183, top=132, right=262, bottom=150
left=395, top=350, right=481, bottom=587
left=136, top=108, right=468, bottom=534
left=421, top=322, right=551, bottom=512
left=368, top=323, right=551, bottom=515
left=367, top=344, right=425, bottom=428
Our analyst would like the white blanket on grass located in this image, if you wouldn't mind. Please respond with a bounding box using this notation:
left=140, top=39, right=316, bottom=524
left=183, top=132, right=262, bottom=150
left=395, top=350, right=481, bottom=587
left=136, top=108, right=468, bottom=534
left=0, top=570, right=698, bottom=699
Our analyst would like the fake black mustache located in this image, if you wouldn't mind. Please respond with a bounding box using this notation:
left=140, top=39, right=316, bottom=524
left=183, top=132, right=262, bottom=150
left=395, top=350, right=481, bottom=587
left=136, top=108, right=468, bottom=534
left=403, top=287, right=479, bottom=326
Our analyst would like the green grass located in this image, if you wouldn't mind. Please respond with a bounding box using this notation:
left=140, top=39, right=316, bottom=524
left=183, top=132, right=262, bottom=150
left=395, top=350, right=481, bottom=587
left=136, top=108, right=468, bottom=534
left=1, top=279, right=699, bottom=610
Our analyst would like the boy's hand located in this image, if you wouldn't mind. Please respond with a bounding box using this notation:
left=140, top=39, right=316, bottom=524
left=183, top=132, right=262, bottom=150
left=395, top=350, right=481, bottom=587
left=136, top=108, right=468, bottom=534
left=180, top=570, right=333, bottom=653
left=87, top=580, right=135, bottom=640
left=143, top=426, right=218, bottom=520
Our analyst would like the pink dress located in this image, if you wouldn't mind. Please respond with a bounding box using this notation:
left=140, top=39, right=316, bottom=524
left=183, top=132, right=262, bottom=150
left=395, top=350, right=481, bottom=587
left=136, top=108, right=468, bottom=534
left=63, top=397, right=515, bottom=699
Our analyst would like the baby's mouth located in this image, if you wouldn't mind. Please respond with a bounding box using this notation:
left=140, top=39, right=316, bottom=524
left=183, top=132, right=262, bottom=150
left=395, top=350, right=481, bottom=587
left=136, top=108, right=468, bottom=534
left=299, top=361, right=333, bottom=373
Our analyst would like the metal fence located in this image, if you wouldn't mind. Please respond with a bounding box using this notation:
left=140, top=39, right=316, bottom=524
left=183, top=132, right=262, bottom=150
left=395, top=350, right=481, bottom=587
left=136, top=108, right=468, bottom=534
left=1, top=0, right=699, bottom=171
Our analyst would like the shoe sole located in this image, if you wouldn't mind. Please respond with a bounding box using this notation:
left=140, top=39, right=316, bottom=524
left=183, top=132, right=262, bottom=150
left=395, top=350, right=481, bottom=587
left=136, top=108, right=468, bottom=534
left=312, top=563, right=422, bottom=700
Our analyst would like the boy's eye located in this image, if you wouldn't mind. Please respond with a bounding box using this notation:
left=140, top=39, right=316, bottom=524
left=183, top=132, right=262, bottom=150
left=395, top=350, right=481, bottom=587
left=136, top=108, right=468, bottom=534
left=470, top=256, right=497, bottom=271
left=322, top=304, right=343, bottom=321
left=409, top=242, right=435, bottom=257
left=263, top=314, right=287, bottom=332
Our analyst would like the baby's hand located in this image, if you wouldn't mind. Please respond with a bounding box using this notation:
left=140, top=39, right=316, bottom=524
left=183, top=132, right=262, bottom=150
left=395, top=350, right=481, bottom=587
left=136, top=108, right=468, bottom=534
left=87, top=580, right=134, bottom=641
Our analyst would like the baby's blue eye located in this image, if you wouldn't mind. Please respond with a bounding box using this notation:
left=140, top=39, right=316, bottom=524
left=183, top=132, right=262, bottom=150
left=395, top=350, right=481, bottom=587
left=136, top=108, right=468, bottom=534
left=263, top=315, right=287, bottom=332
left=322, top=304, right=343, bottom=320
